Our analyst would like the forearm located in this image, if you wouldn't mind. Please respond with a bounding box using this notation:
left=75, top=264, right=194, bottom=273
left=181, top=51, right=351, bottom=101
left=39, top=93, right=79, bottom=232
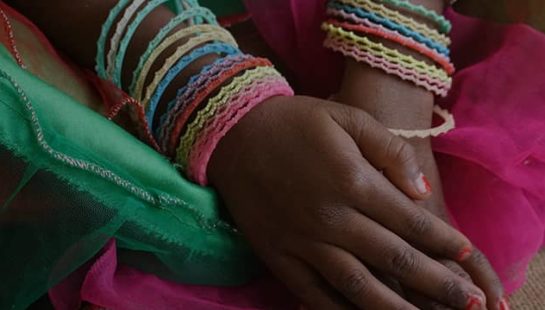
left=336, top=0, right=446, bottom=130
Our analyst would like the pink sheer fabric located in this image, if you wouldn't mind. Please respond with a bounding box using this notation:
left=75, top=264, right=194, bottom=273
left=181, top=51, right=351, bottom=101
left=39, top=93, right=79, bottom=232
left=48, top=3, right=545, bottom=309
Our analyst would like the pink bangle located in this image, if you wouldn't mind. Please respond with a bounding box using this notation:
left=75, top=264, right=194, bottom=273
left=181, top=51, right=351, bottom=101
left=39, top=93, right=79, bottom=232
left=327, top=19, right=455, bottom=75
left=327, top=8, right=453, bottom=73
left=187, top=78, right=293, bottom=185
left=324, top=35, right=451, bottom=96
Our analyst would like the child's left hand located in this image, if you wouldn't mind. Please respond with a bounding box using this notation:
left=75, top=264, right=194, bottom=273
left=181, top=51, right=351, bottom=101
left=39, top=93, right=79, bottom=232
left=337, top=59, right=506, bottom=310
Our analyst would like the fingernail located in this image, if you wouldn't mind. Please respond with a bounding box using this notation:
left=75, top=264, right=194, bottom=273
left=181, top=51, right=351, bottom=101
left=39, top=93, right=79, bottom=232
left=457, top=245, right=473, bottom=262
left=499, top=298, right=510, bottom=310
left=414, top=173, right=432, bottom=195
left=466, top=295, right=483, bottom=310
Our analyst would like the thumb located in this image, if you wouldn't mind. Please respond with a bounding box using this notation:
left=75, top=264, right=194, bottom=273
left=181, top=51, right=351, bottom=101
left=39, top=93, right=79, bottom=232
left=328, top=104, right=431, bottom=200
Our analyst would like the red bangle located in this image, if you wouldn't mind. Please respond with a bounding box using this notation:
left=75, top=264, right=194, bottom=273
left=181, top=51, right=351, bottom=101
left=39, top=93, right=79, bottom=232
left=166, top=57, right=272, bottom=156
left=327, top=19, right=455, bottom=75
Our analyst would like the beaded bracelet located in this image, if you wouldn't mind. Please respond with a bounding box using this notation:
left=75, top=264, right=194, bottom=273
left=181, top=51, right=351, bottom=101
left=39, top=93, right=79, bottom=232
left=111, top=0, right=170, bottom=87
left=175, top=66, right=282, bottom=167
left=129, top=6, right=218, bottom=94
left=132, top=24, right=235, bottom=101
left=165, top=57, right=273, bottom=156
left=140, top=29, right=237, bottom=109
left=328, top=1, right=449, bottom=55
left=145, top=42, right=240, bottom=129
left=156, top=54, right=254, bottom=148
left=336, top=0, right=450, bottom=46
left=323, top=23, right=450, bottom=82
left=96, top=0, right=131, bottom=79
left=327, top=19, right=454, bottom=74
left=186, top=78, right=294, bottom=185
left=105, top=0, right=147, bottom=81
left=324, top=35, right=450, bottom=96
left=375, top=0, right=451, bottom=33
left=388, top=105, right=455, bottom=138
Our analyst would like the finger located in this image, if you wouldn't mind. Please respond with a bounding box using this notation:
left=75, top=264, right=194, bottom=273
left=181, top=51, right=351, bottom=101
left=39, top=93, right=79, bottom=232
left=324, top=210, right=486, bottom=309
left=459, top=249, right=507, bottom=310
left=339, top=166, right=473, bottom=263
left=327, top=104, right=431, bottom=200
left=265, top=253, right=353, bottom=310
left=406, top=260, right=472, bottom=310
left=302, top=242, right=418, bottom=310
left=405, top=291, right=453, bottom=310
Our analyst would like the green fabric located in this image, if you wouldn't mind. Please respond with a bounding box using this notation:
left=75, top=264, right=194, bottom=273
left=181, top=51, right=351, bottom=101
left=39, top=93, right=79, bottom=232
left=199, top=0, right=247, bottom=17
left=0, top=45, right=259, bottom=310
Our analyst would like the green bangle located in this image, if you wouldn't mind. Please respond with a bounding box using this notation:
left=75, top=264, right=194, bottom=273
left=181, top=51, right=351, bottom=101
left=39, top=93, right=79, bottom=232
left=112, top=0, right=170, bottom=87
left=95, top=0, right=132, bottom=79
left=129, top=6, right=218, bottom=95
left=376, top=0, right=452, bottom=33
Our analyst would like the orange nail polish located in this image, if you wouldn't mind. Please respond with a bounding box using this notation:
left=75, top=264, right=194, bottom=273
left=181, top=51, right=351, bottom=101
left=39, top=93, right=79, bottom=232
left=457, top=245, right=473, bottom=262
left=500, top=298, right=510, bottom=310
left=415, top=173, right=432, bottom=195
left=466, top=296, right=482, bottom=310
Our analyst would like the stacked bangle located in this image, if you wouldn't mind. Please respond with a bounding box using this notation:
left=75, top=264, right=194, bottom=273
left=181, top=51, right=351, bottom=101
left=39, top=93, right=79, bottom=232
left=96, top=0, right=293, bottom=185
left=323, top=0, right=456, bottom=137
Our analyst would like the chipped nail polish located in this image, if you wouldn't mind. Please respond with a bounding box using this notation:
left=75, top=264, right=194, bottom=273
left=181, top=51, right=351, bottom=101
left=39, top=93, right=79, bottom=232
left=457, top=245, right=473, bottom=262
left=415, top=173, right=432, bottom=195
left=466, top=296, right=483, bottom=310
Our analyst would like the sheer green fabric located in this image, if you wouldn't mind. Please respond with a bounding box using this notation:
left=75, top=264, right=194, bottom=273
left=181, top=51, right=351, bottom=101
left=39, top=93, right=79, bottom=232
left=0, top=45, right=259, bottom=310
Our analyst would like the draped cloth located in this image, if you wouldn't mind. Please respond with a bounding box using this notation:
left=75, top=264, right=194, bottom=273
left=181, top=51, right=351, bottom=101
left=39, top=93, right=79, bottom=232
left=1, top=1, right=544, bottom=309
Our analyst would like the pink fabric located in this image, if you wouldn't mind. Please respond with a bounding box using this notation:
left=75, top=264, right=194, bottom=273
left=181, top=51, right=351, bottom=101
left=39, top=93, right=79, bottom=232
left=50, top=240, right=297, bottom=310
left=50, top=4, right=545, bottom=309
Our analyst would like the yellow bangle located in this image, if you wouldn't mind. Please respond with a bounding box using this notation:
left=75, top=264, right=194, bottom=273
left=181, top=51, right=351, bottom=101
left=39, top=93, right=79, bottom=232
left=175, top=66, right=281, bottom=167
left=133, top=24, right=236, bottom=102
left=337, top=0, right=451, bottom=46
left=388, top=105, right=455, bottom=138
left=323, top=23, right=450, bottom=82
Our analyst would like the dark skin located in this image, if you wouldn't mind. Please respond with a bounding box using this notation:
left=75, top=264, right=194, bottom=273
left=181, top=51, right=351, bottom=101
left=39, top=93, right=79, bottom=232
left=6, top=0, right=503, bottom=308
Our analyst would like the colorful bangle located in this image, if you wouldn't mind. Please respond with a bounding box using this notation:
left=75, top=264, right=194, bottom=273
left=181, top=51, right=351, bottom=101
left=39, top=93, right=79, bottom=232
left=336, top=0, right=450, bottom=46
left=112, top=0, right=170, bottom=87
left=323, top=23, right=450, bottom=81
left=129, top=6, right=218, bottom=94
left=375, top=0, right=451, bottom=33
left=176, top=66, right=282, bottom=167
left=166, top=57, right=272, bottom=156
left=132, top=24, right=235, bottom=101
left=327, top=19, right=454, bottom=74
left=328, top=1, right=449, bottom=55
left=388, top=105, right=455, bottom=138
left=156, top=54, right=254, bottom=148
left=140, top=29, right=237, bottom=109
left=186, top=78, right=294, bottom=185
left=105, top=0, right=147, bottom=81
left=96, top=0, right=131, bottom=79
left=324, top=35, right=450, bottom=96
left=146, top=42, right=240, bottom=129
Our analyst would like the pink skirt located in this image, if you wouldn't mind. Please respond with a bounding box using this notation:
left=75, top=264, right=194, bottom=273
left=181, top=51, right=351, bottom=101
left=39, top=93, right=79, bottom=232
left=51, top=4, right=545, bottom=310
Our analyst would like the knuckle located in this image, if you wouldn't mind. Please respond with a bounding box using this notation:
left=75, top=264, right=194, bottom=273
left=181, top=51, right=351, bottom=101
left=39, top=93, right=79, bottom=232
left=314, top=204, right=348, bottom=228
left=385, top=136, right=416, bottom=167
left=440, top=277, right=465, bottom=304
left=389, top=247, right=420, bottom=277
left=405, top=210, right=433, bottom=237
left=338, top=270, right=370, bottom=298
left=338, top=169, right=370, bottom=198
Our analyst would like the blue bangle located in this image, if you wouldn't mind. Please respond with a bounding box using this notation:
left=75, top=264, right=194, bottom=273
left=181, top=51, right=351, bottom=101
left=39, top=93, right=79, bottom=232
left=129, top=6, right=218, bottom=95
left=146, top=42, right=241, bottom=130
left=154, top=54, right=250, bottom=140
left=112, top=0, right=170, bottom=87
left=329, top=1, right=450, bottom=56
left=95, top=0, right=132, bottom=79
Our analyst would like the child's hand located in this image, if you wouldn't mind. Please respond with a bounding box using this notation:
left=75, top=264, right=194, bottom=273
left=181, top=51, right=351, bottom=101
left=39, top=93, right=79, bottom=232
left=337, top=60, right=505, bottom=309
left=208, top=95, right=486, bottom=309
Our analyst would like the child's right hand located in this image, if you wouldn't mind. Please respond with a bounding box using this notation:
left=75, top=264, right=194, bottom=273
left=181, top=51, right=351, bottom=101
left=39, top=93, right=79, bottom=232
left=208, top=95, right=487, bottom=309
